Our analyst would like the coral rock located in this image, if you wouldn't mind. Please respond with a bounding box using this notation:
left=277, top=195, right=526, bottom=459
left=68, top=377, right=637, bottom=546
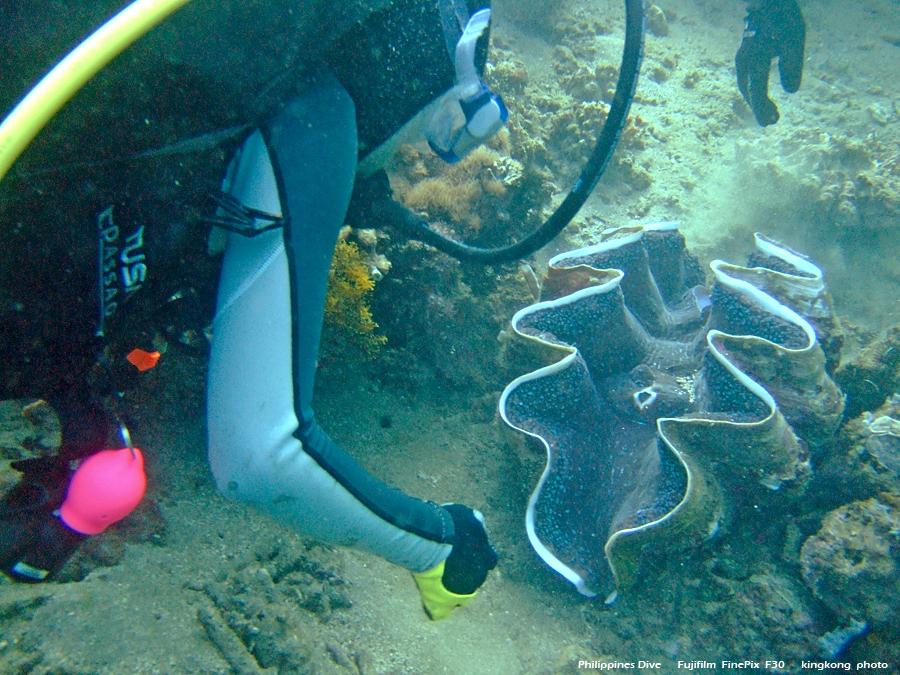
left=800, top=496, right=900, bottom=625
left=646, top=5, right=670, bottom=37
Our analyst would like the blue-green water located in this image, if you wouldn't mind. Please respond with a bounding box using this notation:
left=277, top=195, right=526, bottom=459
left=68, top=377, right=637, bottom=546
left=1, top=0, right=899, bottom=672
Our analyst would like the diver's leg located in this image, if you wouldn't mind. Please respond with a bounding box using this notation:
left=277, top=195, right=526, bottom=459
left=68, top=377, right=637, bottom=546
left=206, top=74, right=453, bottom=572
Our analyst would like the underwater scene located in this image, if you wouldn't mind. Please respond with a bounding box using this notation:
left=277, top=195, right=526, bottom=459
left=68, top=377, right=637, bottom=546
left=1, top=0, right=899, bottom=672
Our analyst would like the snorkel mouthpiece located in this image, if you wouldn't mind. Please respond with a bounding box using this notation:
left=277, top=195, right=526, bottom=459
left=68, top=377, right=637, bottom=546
left=427, top=9, right=508, bottom=163
left=59, top=447, right=147, bottom=535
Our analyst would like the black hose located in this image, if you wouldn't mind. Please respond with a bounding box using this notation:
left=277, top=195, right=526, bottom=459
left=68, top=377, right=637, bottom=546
left=357, top=0, right=645, bottom=264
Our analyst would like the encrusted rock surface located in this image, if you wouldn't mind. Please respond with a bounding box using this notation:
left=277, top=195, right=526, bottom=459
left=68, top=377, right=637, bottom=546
left=800, top=495, right=900, bottom=625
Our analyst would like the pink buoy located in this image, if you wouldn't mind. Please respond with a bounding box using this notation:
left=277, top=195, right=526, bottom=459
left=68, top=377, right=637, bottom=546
left=59, top=448, right=147, bottom=535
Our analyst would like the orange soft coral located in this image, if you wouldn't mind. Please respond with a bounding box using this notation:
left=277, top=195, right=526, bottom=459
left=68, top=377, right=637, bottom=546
left=322, top=240, right=387, bottom=360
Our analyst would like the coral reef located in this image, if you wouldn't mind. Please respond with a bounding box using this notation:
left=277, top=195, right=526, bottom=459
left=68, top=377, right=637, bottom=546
left=835, top=327, right=900, bottom=419
left=394, top=142, right=523, bottom=232
left=828, top=393, right=900, bottom=501
left=488, top=33, right=655, bottom=192
left=387, top=135, right=548, bottom=251
left=701, top=572, right=820, bottom=661
left=645, top=5, right=670, bottom=38
left=350, top=227, right=391, bottom=281
left=580, top=561, right=826, bottom=667
left=737, top=129, right=900, bottom=236
left=368, top=241, right=534, bottom=394
left=800, top=495, right=900, bottom=625
left=815, top=143, right=900, bottom=234
left=321, top=239, right=387, bottom=361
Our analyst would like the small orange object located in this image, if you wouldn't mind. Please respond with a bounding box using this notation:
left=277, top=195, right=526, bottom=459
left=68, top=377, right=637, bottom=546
left=126, top=348, right=161, bottom=372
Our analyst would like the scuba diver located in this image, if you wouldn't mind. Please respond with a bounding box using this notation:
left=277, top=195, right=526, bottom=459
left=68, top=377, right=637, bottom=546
left=0, top=0, right=526, bottom=620
left=0, top=0, right=804, bottom=620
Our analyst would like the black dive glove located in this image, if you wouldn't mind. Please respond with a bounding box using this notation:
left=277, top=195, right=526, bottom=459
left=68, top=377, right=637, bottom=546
left=441, top=504, right=498, bottom=594
left=0, top=458, right=86, bottom=582
left=735, top=0, right=806, bottom=126
left=412, top=504, right=498, bottom=620
left=0, top=392, right=114, bottom=582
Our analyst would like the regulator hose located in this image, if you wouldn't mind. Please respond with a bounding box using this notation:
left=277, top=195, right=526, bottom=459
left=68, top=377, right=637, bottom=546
left=358, top=0, right=646, bottom=264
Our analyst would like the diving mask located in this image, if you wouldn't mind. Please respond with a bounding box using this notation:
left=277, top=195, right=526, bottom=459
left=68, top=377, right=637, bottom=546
left=426, top=8, right=508, bottom=163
